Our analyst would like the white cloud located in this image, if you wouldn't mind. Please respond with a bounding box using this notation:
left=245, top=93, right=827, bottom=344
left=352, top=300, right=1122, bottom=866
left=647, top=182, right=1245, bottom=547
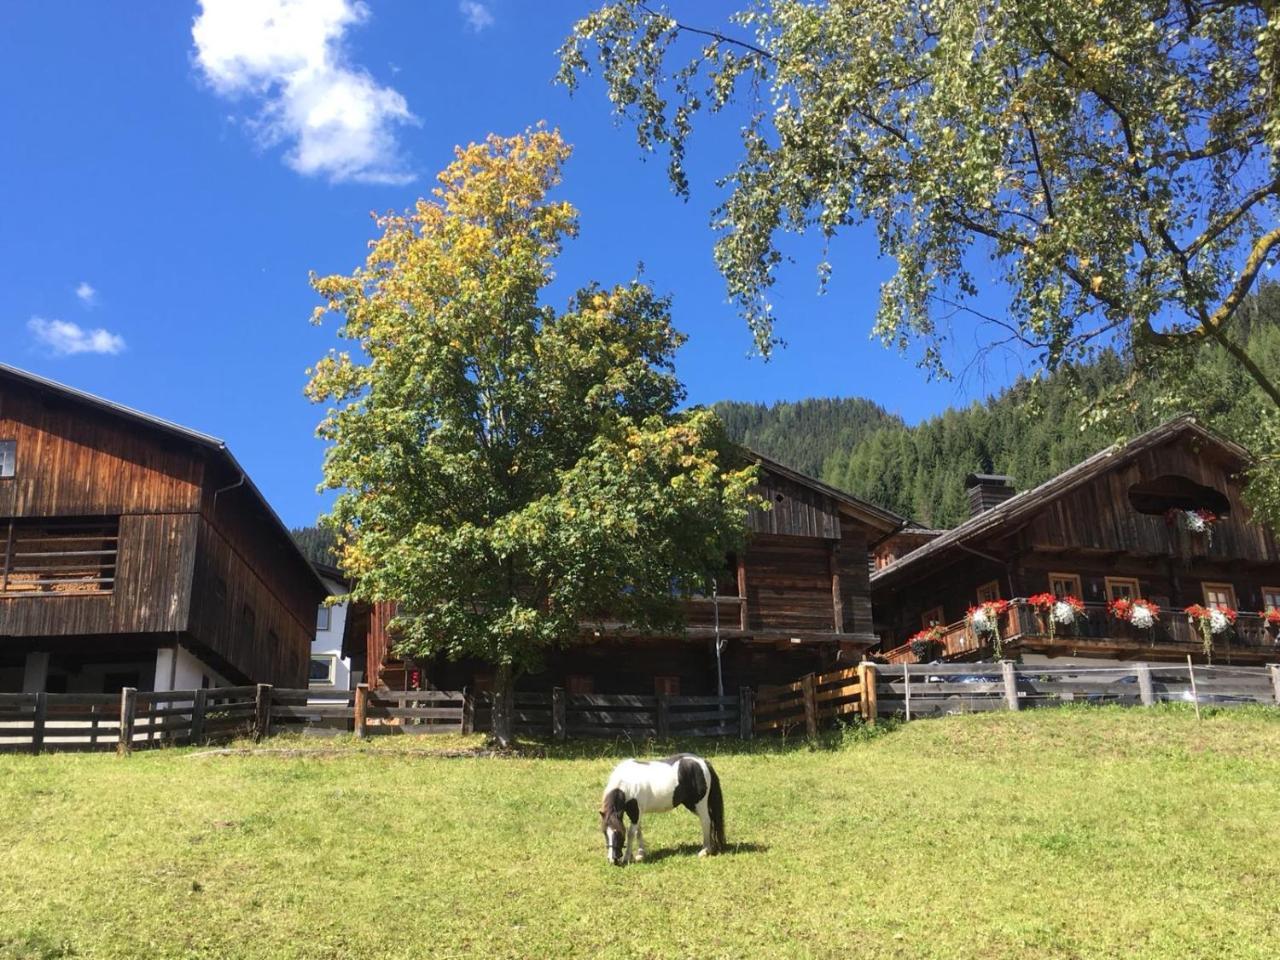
left=75, top=281, right=97, bottom=306
left=459, top=1, right=494, bottom=32
left=28, top=318, right=126, bottom=356
left=191, top=0, right=417, bottom=185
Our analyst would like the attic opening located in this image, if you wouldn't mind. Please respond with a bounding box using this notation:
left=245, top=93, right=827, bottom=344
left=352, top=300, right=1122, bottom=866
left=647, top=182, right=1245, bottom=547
left=1127, top=475, right=1231, bottom=517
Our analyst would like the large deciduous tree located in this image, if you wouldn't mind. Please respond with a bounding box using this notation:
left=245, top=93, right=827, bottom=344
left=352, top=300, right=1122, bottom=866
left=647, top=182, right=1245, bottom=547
left=306, top=128, right=757, bottom=744
left=558, top=1, right=1280, bottom=514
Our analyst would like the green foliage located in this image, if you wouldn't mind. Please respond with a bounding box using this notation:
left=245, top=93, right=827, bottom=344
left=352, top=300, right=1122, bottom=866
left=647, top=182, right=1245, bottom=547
left=720, top=287, right=1280, bottom=528
left=4, top=709, right=1280, bottom=958
left=288, top=525, right=337, bottom=566
left=305, top=128, right=758, bottom=684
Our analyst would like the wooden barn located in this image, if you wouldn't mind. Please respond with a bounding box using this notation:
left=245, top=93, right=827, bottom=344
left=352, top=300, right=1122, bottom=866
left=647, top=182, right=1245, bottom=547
left=343, top=454, right=906, bottom=698
left=871, top=417, right=1280, bottom=665
left=0, top=364, right=326, bottom=694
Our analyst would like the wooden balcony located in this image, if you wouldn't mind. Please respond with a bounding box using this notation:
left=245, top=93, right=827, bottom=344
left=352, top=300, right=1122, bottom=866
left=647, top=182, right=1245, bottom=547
left=883, top=602, right=1280, bottom=665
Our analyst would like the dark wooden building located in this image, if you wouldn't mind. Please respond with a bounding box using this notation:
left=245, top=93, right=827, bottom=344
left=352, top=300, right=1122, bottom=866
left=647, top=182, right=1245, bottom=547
left=343, top=454, right=906, bottom=697
left=0, top=364, right=326, bottom=693
left=871, top=418, right=1280, bottom=665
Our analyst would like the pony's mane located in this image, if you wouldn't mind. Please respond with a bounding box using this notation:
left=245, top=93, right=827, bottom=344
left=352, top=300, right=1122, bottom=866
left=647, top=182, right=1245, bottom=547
left=600, top=786, right=626, bottom=820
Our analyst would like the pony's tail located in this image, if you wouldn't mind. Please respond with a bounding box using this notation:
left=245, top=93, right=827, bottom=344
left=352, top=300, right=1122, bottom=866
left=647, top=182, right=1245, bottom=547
left=707, top=761, right=727, bottom=853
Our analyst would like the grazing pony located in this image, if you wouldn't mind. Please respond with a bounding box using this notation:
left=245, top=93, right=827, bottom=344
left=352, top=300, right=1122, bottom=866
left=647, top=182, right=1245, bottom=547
left=599, top=753, right=725, bottom=865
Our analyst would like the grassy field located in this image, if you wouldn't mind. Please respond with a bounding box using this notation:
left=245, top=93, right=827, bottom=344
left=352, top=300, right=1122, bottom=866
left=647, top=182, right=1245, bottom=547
left=2, top=705, right=1279, bottom=959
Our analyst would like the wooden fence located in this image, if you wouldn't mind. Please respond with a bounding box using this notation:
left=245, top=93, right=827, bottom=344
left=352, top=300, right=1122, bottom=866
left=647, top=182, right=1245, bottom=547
left=755, top=663, right=872, bottom=736
left=485, top=688, right=750, bottom=740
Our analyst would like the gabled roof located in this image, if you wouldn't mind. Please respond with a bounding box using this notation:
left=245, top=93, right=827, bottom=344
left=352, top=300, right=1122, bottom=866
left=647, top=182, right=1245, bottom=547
left=743, top=447, right=907, bottom=534
left=870, top=416, right=1251, bottom=589
left=0, top=362, right=326, bottom=596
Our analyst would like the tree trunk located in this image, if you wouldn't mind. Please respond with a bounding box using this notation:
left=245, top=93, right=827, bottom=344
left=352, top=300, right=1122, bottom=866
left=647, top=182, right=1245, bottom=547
left=492, top=662, right=515, bottom=748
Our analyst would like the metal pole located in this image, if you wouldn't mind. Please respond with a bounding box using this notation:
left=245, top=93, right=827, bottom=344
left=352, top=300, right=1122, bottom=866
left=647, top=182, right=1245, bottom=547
left=713, top=578, right=724, bottom=698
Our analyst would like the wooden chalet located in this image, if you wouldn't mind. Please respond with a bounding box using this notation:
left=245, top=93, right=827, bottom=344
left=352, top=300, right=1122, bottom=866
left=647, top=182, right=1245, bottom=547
left=871, top=417, right=1280, bottom=666
left=343, top=454, right=906, bottom=698
left=0, top=364, right=326, bottom=693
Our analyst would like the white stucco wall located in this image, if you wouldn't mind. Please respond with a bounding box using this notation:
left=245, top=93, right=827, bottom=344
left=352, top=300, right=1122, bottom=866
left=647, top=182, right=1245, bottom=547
left=152, top=645, right=228, bottom=692
left=311, top=574, right=352, bottom=692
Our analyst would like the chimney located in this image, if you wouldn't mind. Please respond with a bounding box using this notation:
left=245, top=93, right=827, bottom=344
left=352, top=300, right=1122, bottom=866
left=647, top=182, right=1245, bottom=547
left=964, top=473, right=1015, bottom=517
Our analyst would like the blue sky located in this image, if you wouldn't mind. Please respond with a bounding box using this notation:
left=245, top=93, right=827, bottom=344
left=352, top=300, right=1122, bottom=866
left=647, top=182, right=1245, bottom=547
left=0, top=1, right=1027, bottom=528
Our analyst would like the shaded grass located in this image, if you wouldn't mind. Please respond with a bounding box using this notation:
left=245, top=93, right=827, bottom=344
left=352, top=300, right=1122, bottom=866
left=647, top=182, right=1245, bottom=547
left=2, top=705, right=1279, bottom=959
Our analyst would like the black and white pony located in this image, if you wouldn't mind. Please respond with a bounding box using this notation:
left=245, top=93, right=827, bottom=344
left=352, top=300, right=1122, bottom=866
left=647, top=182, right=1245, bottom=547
left=599, top=753, right=725, bottom=865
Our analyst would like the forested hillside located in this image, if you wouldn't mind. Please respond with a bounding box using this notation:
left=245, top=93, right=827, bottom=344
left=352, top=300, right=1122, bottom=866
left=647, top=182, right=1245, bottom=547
left=718, top=286, right=1280, bottom=528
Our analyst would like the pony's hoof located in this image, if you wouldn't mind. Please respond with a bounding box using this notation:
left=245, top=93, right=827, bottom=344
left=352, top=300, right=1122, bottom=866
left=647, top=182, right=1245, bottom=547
left=698, top=848, right=710, bottom=858
left=633, top=852, right=645, bottom=862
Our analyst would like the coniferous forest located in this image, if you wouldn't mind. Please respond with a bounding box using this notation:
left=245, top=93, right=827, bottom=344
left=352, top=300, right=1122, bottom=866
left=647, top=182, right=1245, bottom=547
left=715, top=286, right=1280, bottom=528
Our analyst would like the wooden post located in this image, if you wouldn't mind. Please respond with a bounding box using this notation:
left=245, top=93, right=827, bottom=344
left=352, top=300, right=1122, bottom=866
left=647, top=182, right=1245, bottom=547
left=1001, top=660, right=1020, bottom=711
left=190, top=688, right=208, bottom=744
left=857, top=662, right=869, bottom=719
left=1270, top=664, right=1280, bottom=707
left=253, top=684, right=272, bottom=742
left=354, top=683, right=369, bottom=739
left=736, top=555, right=749, bottom=631
left=801, top=672, right=817, bottom=738
left=656, top=692, right=670, bottom=740
left=862, top=663, right=879, bottom=723
left=828, top=542, right=844, bottom=634
left=461, top=693, right=475, bottom=735
left=551, top=687, right=566, bottom=741
left=1186, top=655, right=1202, bottom=721
left=31, top=692, right=47, bottom=755
left=89, top=702, right=100, bottom=747
left=1135, top=662, right=1155, bottom=707
left=738, top=686, right=754, bottom=740
left=117, top=687, right=136, bottom=757
left=902, top=662, right=912, bottom=722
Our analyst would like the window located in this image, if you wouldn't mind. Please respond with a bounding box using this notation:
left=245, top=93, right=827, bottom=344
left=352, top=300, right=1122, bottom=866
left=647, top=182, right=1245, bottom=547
left=1049, top=573, right=1083, bottom=599
left=1128, top=474, right=1231, bottom=517
left=309, top=655, right=336, bottom=685
left=0, top=517, right=118, bottom=596
left=1263, top=586, right=1280, bottom=612
left=0, top=440, right=14, bottom=478
left=1202, top=582, right=1238, bottom=610
left=920, top=606, right=945, bottom=629
left=654, top=675, right=680, bottom=697
left=976, top=580, right=1002, bottom=603
left=1105, top=577, right=1141, bottom=601
left=316, top=605, right=331, bottom=631
left=566, top=674, right=594, bottom=695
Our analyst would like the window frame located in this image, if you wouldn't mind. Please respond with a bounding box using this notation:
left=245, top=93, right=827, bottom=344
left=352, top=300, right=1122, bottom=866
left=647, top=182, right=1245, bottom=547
left=976, top=580, right=1002, bottom=603
left=1048, top=572, right=1083, bottom=599
left=1105, top=577, right=1141, bottom=601
left=654, top=675, right=681, bottom=697
left=1201, top=582, right=1238, bottom=610
left=920, top=606, right=946, bottom=629
left=566, top=674, right=594, bottom=696
left=0, top=439, right=15, bottom=478
left=1263, top=586, right=1280, bottom=612
left=316, top=605, right=331, bottom=632
left=308, top=654, right=337, bottom=686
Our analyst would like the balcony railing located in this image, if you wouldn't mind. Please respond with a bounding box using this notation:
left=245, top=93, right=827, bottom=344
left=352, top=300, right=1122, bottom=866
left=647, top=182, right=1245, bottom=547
left=884, top=601, right=1280, bottom=664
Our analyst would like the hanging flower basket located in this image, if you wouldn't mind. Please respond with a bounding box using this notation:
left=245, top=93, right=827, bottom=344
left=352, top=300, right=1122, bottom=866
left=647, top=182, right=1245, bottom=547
left=1108, top=598, right=1161, bottom=631
left=1184, top=604, right=1237, bottom=657
left=1164, top=508, right=1218, bottom=544
left=908, top=624, right=947, bottom=661
left=1262, top=607, right=1280, bottom=631
left=1027, top=593, right=1086, bottom=640
left=967, top=599, right=1011, bottom=658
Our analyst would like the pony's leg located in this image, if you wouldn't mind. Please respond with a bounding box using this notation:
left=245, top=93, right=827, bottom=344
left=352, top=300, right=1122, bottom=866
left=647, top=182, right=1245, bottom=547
left=695, top=798, right=713, bottom=856
left=625, top=823, right=637, bottom=864
left=633, top=821, right=646, bottom=862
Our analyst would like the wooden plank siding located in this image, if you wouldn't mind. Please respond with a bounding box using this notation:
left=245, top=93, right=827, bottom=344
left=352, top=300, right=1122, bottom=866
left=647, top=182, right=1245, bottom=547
left=0, top=368, right=322, bottom=688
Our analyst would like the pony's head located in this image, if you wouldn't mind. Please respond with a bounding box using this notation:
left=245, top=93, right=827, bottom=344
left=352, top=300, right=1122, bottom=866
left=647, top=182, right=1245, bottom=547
left=599, top=788, right=627, bottom=866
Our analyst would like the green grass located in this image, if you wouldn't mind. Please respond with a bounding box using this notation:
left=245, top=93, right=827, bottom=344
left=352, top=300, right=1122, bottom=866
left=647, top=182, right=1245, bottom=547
left=3, top=705, right=1280, bottom=959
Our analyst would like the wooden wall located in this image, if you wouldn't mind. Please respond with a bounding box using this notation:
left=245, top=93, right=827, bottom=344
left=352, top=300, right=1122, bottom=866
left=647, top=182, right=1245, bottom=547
left=0, top=384, right=204, bottom=518
left=748, top=472, right=842, bottom=539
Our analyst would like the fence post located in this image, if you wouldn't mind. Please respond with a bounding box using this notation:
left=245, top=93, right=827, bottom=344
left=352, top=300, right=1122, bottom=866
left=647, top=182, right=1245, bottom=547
left=354, top=683, right=369, bottom=739
left=253, top=684, right=273, bottom=742
left=461, top=693, right=475, bottom=735
left=738, top=686, right=754, bottom=740
left=1136, top=662, right=1155, bottom=707
left=656, top=692, right=670, bottom=740
left=1001, top=660, right=1020, bottom=711
left=1186, top=655, right=1202, bottom=722
left=863, top=663, right=879, bottom=723
left=801, top=672, right=817, bottom=737
left=190, top=688, right=208, bottom=744
left=117, top=687, right=136, bottom=757
left=552, top=687, right=566, bottom=740
left=1269, top=664, right=1280, bottom=707
left=31, top=691, right=47, bottom=755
